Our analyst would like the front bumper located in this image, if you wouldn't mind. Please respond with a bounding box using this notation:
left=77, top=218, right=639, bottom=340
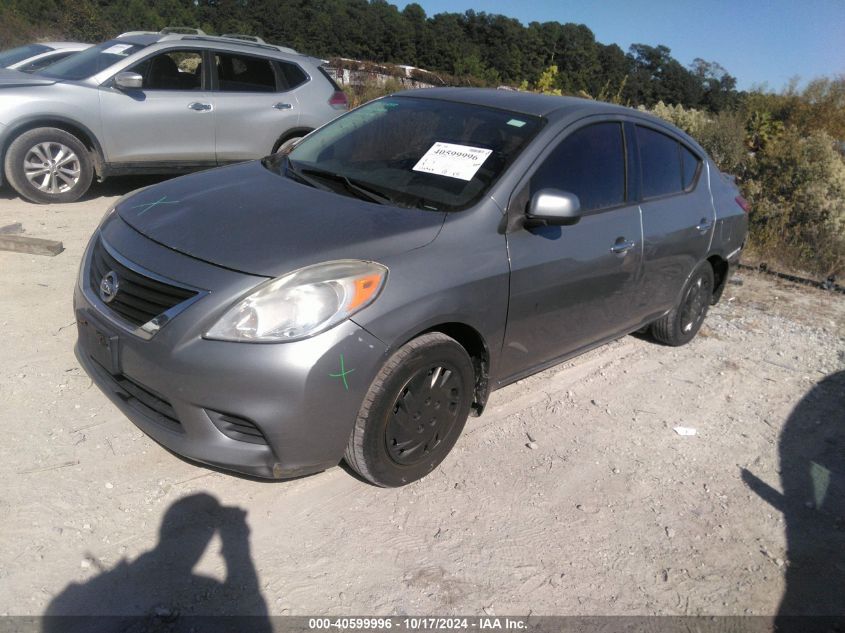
left=74, top=220, right=388, bottom=479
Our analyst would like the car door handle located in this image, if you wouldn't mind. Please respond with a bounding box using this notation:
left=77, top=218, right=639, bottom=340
left=610, top=239, right=636, bottom=255
left=696, top=218, right=713, bottom=232
left=273, top=102, right=293, bottom=110
left=187, top=102, right=212, bottom=111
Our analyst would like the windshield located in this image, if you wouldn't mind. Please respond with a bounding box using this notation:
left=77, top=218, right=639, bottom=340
left=279, top=96, right=543, bottom=211
left=37, top=40, right=148, bottom=80
left=0, top=44, right=50, bottom=67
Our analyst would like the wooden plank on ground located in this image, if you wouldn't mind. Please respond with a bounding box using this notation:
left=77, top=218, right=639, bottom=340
left=0, top=235, right=64, bottom=256
left=0, top=223, right=24, bottom=235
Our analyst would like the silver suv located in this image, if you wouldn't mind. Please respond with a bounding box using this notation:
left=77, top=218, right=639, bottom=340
left=0, top=31, right=348, bottom=203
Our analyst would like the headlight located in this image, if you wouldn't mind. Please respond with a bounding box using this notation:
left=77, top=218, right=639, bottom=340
left=206, top=260, right=387, bottom=342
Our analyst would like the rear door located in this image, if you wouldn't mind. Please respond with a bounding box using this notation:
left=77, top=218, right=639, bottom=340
left=635, top=125, right=713, bottom=313
left=98, top=48, right=215, bottom=165
left=501, top=120, right=644, bottom=381
left=210, top=51, right=302, bottom=162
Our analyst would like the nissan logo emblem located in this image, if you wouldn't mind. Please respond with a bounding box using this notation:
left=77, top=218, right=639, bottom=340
left=99, top=271, right=119, bottom=304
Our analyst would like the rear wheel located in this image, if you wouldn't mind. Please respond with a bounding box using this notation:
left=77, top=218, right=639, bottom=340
left=651, top=262, right=715, bottom=346
left=344, top=332, right=474, bottom=487
left=4, top=127, right=93, bottom=204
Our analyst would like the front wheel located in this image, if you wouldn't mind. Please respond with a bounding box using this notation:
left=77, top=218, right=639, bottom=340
left=344, top=332, right=475, bottom=487
left=650, top=262, right=715, bottom=346
left=4, top=127, right=94, bottom=204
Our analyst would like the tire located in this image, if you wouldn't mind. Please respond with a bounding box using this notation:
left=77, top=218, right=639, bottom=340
left=4, top=127, right=94, bottom=204
left=344, top=332, right=475, bottom=487
left=651, top=262, right=715, bottom=346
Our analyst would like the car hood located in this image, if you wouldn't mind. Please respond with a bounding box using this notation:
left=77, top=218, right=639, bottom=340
left=0, top=69, right=57, bottom=87
left=116, top=161, right=447, bottom=278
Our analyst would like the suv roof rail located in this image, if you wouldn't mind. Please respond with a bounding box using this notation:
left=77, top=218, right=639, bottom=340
left=179, top=35, right=297, bottom=55
left=220, top=33, right=266, bottom=44
left=118, top=30, right=159, bottom=37
left=160, top=26, right=207, bottom=35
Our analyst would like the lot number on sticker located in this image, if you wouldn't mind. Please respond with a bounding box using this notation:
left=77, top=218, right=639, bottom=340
left=102, top=44, right=135, bottom=56
left=412, top=142, right=493, bottom=181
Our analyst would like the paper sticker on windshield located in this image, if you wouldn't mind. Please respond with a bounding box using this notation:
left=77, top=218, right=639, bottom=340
left=102, top=44, right=134, bottom=56
left=412, top=142, right=493, bottom=181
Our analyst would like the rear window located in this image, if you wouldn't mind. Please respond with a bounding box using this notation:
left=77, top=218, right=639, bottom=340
left=681, top=144, right=701, bottom=190
left=37, top=40, right=148, bottom=80
left=0, top=44, right=50, bottom=67
left=637, top=126, right=683, bottom=198
left=278, top=61, right=308, bottom=90
left=215, top=52, right=276, bottom=92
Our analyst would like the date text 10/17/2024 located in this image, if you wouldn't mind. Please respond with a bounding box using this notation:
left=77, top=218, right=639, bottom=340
left=308, top=617, right=528, bottom=630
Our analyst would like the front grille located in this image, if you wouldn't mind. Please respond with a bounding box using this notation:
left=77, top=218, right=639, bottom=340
left=89, top=238, right=197, bottom=328
left=104, top=369, right=183, bottom=433
left=207, top=410, right=269, bottom=445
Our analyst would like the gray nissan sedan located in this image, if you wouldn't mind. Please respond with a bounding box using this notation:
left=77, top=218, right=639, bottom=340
left=74, top=88, right=748, bottom=487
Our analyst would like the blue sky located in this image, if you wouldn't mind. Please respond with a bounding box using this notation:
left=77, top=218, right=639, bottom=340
left=400, top=0, right=845, bottom=91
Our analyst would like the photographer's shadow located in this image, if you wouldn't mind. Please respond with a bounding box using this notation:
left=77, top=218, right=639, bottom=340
left=44, top=493, right=271, bottom=632
left=742, top=370, right=845, bottom=621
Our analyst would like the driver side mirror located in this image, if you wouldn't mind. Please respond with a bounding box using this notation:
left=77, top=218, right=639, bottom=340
left=114, top=71, right=143, bottom=90
left=526, top=189, right=582, bottom=227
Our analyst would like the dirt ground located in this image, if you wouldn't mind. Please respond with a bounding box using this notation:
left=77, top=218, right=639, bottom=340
left=0, top=178, right=843, bottom=619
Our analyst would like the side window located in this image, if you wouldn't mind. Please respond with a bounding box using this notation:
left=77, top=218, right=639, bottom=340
left=277, top=61, right=308, bottom=90
left=530, top=122, right=625, bottom=212
left=681, top=144, right=701, bottom=190
left=637, top=126, right=683, bottom=198
left=129, top=50, right=203, bottom=90
left=215, top=53, right=276, bottom=92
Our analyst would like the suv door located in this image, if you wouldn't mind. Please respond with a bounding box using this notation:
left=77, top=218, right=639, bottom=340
left=501, top=121, right=643, bottom=381
left=210, top=51, right=302, bottom=162
left=635, top=125, right=713, bottom=313
left=98, top=48, right=215, bottom=165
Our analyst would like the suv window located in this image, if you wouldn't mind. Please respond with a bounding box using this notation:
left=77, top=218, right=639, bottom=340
left=129, top=50, right=203, bottom=90
left=530, top=122, right=625, bottom=212
left=215, top=53, right=276, bottom=92
left=681, top=144, right=701, bottom=190
left=637, top=126, right=684, bottom=198
left=277, top=61, right=308, bottom=90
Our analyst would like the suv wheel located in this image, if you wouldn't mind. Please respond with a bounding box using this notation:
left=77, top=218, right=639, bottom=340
left=651, top=262, right=715, bottom=346
left=4, top=127, right=94, bottom=204
left=344, top=332, right=474, bottom=487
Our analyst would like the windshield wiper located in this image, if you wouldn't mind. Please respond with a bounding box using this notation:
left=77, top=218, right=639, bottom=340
left=300, top=167, right=393, bottom=205
left=282, top=158, right=333, bottom=193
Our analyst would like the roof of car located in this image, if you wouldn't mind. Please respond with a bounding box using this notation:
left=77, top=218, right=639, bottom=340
left=116, top=32, right=299, bottom=56
left=394, top=87, right=634, bottom=118
left=39, top=42, right=92, bottom=50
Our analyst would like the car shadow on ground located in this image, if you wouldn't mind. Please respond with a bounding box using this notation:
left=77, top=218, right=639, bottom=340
left=82, top=175, right=180, bottom=201
left=741, top=370, right=845, bottom=625
left=42, top=493, right=272, bottom=632
left=0, top=174, right=178, bottom=204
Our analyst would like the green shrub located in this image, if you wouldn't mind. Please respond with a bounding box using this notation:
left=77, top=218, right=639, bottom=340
left=643, top=101, right=845, bottom=276
left=746, top=127, right=845, bottom=276
left=342, top=78, right=404, bottom=109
